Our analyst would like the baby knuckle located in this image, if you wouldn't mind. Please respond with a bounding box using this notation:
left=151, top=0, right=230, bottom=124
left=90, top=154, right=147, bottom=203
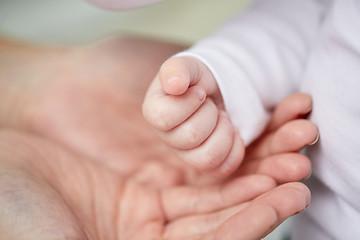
left=143, top=101, right=171, bottom=130
left=182, top=125, right=203, bottom=148
left=199, top=149, right=225, bottom=171
left=150, top=105, right=174, bottom=131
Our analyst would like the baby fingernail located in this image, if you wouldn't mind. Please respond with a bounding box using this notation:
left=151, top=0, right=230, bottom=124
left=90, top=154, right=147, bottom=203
left=167, top=75, right=181, bottom=86
left=196, top=88, right=206, bottom=101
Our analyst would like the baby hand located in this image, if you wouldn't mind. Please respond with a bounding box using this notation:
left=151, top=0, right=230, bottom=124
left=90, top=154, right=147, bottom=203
left=142, top=56, right=245, bottom=177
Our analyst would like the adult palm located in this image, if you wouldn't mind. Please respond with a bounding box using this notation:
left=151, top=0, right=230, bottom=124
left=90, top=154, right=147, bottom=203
left=1, top=37, right=183, bottom=176
left=0, top=130, right=310, bottom=240
left=0, top=37, right=316, bottom=184
left=0, top=37, right=315, bottom=239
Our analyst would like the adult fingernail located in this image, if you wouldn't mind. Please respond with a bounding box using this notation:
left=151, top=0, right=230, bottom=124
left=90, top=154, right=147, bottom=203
left=303, top=98, right=313, bottom=115
left=305, top=170, right=312, bottom=180
left=308, top=131, right=320, bottom=146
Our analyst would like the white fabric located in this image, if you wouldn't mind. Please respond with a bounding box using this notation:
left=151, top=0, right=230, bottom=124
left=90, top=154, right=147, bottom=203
left=178, top=0, right=360, bottom=239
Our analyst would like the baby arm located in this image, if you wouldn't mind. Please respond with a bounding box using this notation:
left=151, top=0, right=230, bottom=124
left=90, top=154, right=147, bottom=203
left=143, top=0, right=330, bottom=177
left=143, top=56, right=245, bottom=177
left=177, top=0, right=330, bottom=146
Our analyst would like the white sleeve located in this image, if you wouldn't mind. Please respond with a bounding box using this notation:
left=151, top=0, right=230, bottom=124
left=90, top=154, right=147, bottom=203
left=178, top=0, right=330, bottom=145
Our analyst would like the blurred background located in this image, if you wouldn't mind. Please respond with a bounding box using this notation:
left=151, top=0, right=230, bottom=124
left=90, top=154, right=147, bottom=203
left=0, top=0, right=291, bottom=239
left=0, top=0, right=250, bottom=45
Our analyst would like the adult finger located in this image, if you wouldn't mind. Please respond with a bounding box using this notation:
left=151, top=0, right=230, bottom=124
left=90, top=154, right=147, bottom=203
left=248, top=119, right=319, bottom=160
left=164, top=182, right=310, bottom=240
left=267, top=92, right=313, bottom=132
left=161, top=175, right=276, bottom=221
left=237, top=153, right=312, bottom=183
left=207, top=182, right=310, bottom=240
left=164, top=203, right=247, bottom=239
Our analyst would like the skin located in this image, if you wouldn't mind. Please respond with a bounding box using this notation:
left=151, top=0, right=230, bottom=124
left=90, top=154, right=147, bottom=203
left=143, top=56, right=232, bottom=175
left=142, top=55, right=318, bottom=178
left=0, top=36, right=317, bottom=239
left=0, top=129, right=311, bottom=240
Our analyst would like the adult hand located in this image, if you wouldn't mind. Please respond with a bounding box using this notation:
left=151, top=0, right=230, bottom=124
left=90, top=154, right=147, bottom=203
left=0, top=130, right=310, bottom=240
left=0, top=37, right=317, bottom=185
left=0, top=36, right=316, bottom=239
left=0, top=37, right=186, bottom=176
